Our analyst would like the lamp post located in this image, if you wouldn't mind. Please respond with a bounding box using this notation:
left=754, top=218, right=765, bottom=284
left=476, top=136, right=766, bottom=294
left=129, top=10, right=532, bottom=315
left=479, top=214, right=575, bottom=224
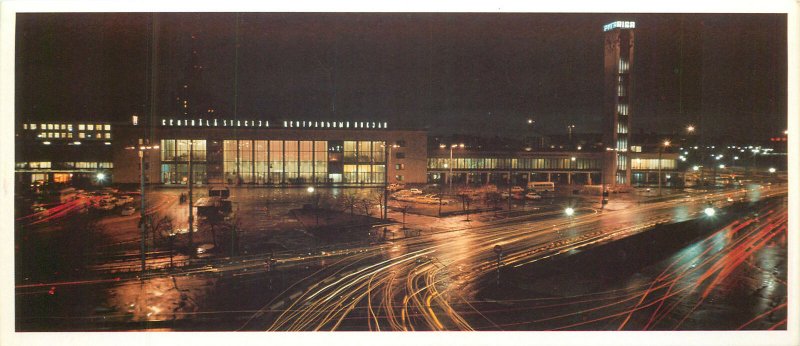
left=188, top=140, right=195, bottom=256
left=125, top=143, right=160, bottom=275
left=307, top=186, right=319, bottom=225
left=567, top=124, right=575, bottom=143
left=440, top=143, right=464, bottom=193
left=658, top=140, right=670, bottom=196
left=382, top=143, right=398, bottom=220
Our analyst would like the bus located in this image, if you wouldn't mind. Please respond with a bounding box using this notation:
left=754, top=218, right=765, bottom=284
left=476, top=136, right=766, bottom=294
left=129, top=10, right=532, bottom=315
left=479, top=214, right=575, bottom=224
left=527, top=181, right=555, bottom=193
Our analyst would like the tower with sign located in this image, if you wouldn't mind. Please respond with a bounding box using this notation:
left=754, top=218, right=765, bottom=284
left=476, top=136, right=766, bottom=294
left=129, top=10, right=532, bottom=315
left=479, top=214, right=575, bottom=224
left=602, top=21, right=635, bottom=187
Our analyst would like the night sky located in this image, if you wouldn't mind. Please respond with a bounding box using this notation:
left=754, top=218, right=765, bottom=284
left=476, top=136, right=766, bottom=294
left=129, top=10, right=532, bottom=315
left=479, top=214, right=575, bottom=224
left=15, top=13, right=787, bottom=140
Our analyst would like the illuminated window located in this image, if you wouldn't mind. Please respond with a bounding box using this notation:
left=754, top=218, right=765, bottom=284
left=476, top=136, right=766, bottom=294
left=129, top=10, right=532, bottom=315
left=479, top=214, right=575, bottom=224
left=47, top=124, right=53, bottom=130
left=79, top=124, right=85, bottom=130
left=31, top=124, right=37, bottom=130
left=54, top=133, right=60, bottom=138
left=68, top=133, right=73, bottom=138
left=67, top=124, right=73, bottom=131
left=87, top=124, right=94, bottom=130
left=104, top=124, right=110, bottom=131
left=105, top=133, right=111, bottom=139
left=61, top=124, right=66, bottom=130
left=47, top=132, right=53, bottom=138
left=23, top=124, right=28, bottom=129
left=79, top=132, right=85, bottom=139
left=395, top=164, right=405, bottom=170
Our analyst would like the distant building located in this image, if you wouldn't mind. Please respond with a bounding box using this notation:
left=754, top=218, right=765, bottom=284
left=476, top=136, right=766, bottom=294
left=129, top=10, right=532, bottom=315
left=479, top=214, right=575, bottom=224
left=603, top=20, right=635, bottom=187
left=15, top=121, right=114, bottom=185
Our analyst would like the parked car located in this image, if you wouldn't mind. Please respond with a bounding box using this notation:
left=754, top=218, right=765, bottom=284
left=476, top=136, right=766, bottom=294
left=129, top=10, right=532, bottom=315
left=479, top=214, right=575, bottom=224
left=387, top=183, right=405, bottom=191
left=95, top=201, right=115, bottom=211
left=500, top=191, right=511, bottom=199
left=511, top=186, right=525, bottom=193
left=525, top=192, right=542, bottom=200
left=120, top=206, right=136, bottom=216
left=116, top=195, right=134, bottom=206
left=408, top=188, right=423, bottom=195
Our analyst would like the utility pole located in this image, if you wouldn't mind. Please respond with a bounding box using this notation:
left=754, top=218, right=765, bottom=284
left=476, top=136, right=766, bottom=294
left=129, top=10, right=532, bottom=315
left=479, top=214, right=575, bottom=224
left=188, top=140, right=194, bottom=256
left=139, top=150, right=146, bottom=274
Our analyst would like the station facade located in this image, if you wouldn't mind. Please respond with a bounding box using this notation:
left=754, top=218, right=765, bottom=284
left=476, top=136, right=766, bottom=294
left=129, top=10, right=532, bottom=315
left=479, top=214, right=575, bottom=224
left=111, top=119, right=428, bottom=186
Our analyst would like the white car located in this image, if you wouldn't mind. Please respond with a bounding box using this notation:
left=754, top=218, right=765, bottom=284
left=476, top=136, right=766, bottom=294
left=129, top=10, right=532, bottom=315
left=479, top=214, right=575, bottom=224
left=120, top=206, right=136, bottom=216
left=525, top=192, right=542, bottom=200
left=408, top=188, right=423, bottom=195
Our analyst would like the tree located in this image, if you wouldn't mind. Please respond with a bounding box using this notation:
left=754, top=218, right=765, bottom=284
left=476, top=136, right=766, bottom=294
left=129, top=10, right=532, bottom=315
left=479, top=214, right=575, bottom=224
left=340, top=192, right=359, bottom=218
left=485, top=192, right=503, bottom=217
left=398, top=204, right=411, bottom=229
left=459, top=194, right=473, bottom=221
left=371, top=190, right=386, bottom=219
left=145, top=214, right=174, bottom=247
left=359, top=198, right=374, bottom=217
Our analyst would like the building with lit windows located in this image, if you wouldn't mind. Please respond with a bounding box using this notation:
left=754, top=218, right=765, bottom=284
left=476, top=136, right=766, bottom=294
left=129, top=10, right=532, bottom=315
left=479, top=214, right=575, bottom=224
left=15, top=121, right=114, bottom=185
left=111, top=119, right=428, bottom=186
left=426, top=145, right=680, bottom=188
left=603, top=20, right=635, bottom=187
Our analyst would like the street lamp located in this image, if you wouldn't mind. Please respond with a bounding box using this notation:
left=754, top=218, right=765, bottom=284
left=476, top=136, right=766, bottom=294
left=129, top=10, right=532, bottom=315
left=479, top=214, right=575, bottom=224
left=440, top=143, right=464, bottom=193
left=125, top=143, right=160, bottom=275
left=686, top=125, right=695, bottom=133
left=96, top=172, right=106, bottom=182
left=307, top=186, right=320, bottom=225
left=564, top=207, right=575, bottom=216
left=382, top=143, right=399, bottom=220
left=567, top=124, right=576, bottom=142
left=658, top=140, right=670, bottom=196
left=769, top=167, right=776, bottom=173
left=704, top=207, right=716, bottom=217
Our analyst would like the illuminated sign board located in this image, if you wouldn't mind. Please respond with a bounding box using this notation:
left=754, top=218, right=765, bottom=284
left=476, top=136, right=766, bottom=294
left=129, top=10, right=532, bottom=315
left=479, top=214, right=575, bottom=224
left=603, top=21, right=635, bottom=32
left=161, top=118, right=269, bottom=128
left=160, top=118, right=389, bottom=130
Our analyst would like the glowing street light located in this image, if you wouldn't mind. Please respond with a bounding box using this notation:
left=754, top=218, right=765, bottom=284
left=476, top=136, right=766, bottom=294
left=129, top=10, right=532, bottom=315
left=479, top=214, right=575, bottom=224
left=769, top=167, right=776, bottom=173
left=96, top=172, right=106, bottom=181
left=658, top=140, right=671, bottom=196
left=693, top=166, right=700, bottom=171
left=441, top=143, right=465, bottom=192
left=686, top=125, right=695, bottom=133
left=704, top=207, right=716, bottom=217
left=564, top=207, right=575, bottom=216
left=307, top=186, right=315, bottom=193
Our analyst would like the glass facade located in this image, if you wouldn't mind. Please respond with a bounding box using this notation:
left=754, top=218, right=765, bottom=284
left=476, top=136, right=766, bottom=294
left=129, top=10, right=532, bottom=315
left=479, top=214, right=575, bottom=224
left=205, top=139, right=339, bottom=185
left=427, top=157, right=601, bottom=170
left=631, top=158, right=676, bottom=170
left=160, top=139, right=207, bottom=184
left=341, top=140, right=385, bottom=184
